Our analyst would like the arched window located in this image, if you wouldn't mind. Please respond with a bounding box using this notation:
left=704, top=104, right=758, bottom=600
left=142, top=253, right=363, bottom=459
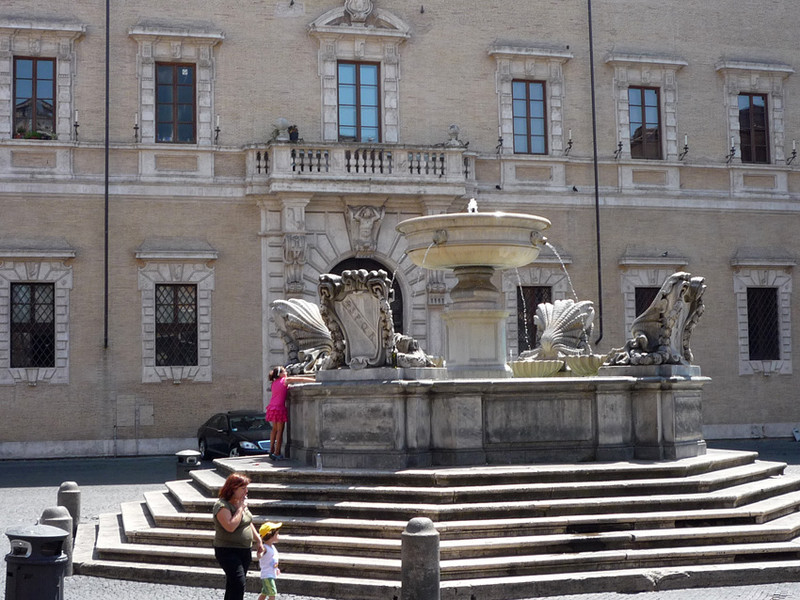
left=329, top=258, right=403, bottom=334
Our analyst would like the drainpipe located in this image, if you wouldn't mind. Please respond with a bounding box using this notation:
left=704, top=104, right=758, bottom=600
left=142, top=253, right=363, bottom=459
left=104, top=0, right=110, bottom=348
left=587, top=0, right=604, bottom=345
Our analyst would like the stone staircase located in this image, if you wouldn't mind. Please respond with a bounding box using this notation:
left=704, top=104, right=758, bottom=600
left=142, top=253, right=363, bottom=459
left=73, top=449, right=800, bottom=599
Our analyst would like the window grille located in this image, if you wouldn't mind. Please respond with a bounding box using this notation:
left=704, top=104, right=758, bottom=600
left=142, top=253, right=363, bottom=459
left=10, top=283, right=55, bottom=368
left=747, top=287, right=780, bottom=360
left=634, top=287, right=661, bottom=318
left=155, top=284, right=198, bottom=366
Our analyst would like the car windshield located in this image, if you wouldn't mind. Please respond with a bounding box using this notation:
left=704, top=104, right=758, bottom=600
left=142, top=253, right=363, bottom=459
left=229, top=415, right=270, bottom=432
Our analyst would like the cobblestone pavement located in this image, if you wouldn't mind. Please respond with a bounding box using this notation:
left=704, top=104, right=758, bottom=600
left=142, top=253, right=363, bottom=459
left=61, top=578, right=800, bottom=600
left=2, top=440, right=800, bottom=599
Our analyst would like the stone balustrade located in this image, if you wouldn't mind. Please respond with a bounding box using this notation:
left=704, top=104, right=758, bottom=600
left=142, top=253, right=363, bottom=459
left=247, top=141, right=469, bottom=197
left=251, top=142, right=464, bottom=178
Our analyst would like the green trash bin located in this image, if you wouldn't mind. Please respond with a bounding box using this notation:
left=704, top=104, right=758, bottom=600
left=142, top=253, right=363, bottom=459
left=5, top=523, right=68, bottom=600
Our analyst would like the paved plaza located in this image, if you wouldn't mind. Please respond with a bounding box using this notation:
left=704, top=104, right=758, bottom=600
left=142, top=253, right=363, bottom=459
left=2, top=440, right=800, bottom=599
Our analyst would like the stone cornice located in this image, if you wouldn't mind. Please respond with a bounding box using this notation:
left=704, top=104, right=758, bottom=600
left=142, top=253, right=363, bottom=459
left=489, top=43, right=573, bottom=63
left=605, top=52, right=687, bottom=69
left=128, top=23, right=224, bottom=46
left=135, top=238, right=218, bottom=261
left=308, top=7, right=411, bottom=42
left=715, top=59, right=794, bottom=77
left=731, top=247, right=796, bottom=269
left=0, top=237, right=76, bottom=260
left=0, top=19, right=86, bottom=41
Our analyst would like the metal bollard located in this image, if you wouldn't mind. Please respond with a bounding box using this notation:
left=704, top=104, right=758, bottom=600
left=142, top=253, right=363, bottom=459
left=39, top=506, right=73, bottom=576
left=57, top=481, right=80, bottom=538
left=401, top=517, right=440, bottom=600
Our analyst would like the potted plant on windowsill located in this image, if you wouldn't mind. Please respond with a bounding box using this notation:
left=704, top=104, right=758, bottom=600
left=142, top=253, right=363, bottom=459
left=14, top=126, right=54, bottom=140
left=288, top=124, right=299, bottom=142
left=24, top=131, right=53, bottom=140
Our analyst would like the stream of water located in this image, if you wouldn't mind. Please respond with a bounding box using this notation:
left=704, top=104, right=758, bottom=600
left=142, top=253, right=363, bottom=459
left=545, top=241, right=580, bottom=301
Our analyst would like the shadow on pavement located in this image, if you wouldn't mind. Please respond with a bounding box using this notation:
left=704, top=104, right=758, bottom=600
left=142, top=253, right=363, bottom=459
left=0, top=456, right=179, bottom=488
left=708, top=438, right=800, bottom=464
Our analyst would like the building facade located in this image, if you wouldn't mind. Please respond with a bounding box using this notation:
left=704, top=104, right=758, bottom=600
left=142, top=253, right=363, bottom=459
left=1, top=0, right=798, bottom=458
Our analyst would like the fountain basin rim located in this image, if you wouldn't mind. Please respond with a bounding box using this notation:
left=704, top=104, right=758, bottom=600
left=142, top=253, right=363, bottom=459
left=396, top=211, right=552, bottom=270
left=396, top=211, right=552, bottom=231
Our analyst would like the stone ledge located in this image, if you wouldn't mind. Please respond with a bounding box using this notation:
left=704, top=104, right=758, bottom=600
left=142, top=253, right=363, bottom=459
left=315, top=366, right=448, bottom=382
left=599, top=364, right=703, bottom=379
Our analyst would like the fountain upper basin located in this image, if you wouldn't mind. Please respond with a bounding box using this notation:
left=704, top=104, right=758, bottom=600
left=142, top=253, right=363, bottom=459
left=396, top=212, right=551, bottom=270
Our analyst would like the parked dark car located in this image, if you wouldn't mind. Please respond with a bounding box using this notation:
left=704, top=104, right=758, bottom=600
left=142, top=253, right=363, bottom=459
left=197, top=410, right=272, bottom=458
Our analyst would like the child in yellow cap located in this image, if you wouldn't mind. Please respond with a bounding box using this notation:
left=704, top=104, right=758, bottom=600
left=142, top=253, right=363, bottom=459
left=257, top=522, right=282, bottom=600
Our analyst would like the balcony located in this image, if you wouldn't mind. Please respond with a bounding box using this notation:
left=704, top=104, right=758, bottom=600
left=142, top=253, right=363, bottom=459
left=246, top=141, right=469, bottom=198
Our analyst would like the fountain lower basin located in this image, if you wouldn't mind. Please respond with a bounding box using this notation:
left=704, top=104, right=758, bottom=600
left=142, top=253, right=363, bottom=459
left=289, top=372, right=708, bottom=468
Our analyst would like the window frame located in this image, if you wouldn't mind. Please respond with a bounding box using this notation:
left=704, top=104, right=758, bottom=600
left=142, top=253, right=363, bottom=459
left=337, top=61, right=382, bottom=143
left=716, top=60, right=793, bottom=166
left=308, top=4, right=411, bottom=144
left=606, top=53, right=687, bottom=161
left=491, top=45, right=572, bottom=157
left=628, top=86, right=662, bottom=160
left=0, top=20, right=84, bottom=141
left=511, top=80, right=548, bottom=155
left=137, top=239, right=217, bottom=384
left=128, top=25, right=223, bottom=146
left=13, top=56, right=56, bottom=140
left=155, top=62, right=197, bottom=145
left=732, top=265, right=793, bottom=375
left=0, top=244, right=74, bottom=386
left=738, top=92, right=770, bottom=164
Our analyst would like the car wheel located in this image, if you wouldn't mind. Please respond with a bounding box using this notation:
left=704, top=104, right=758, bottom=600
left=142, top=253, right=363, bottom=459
left=229, top=446, right=241, bottom=457
left=199, top=439, right=208, bottom=460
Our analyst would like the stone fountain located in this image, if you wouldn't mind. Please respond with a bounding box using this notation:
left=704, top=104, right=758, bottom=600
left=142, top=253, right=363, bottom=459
left=276, top=205, right=709, bottom=469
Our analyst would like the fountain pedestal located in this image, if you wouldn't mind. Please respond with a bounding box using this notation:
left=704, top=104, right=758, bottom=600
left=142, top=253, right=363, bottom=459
left=443, top=266, right=512, bottom=377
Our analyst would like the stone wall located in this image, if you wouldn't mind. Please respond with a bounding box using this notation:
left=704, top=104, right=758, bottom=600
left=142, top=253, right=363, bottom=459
left=0, top=0, right=798, bottom=456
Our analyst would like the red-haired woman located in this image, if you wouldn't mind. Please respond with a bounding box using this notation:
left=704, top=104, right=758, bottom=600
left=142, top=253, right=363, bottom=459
left=213, top=473, right=264, bottom=600
left=266, top=366, right=314, bottom=460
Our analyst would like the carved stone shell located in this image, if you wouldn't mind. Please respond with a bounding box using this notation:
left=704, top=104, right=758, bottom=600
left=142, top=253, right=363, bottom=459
left=531, top=299, right=595, bottom=359
left=271, top=298, right=333, bottom=354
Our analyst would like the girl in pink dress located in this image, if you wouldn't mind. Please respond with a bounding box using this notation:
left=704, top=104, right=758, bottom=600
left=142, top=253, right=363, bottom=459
left=266, top=367, right=313, bottom=460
